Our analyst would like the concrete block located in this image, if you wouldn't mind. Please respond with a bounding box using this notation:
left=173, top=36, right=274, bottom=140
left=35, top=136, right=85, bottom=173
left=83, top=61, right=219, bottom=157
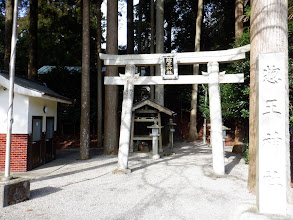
left=0, top=177, right=30, bottom=207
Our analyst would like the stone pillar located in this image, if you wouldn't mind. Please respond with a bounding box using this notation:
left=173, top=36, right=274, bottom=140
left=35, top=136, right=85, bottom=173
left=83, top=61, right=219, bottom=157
left=129, top=113, right=135, bottom=153
left=208, top=61, right=225, bottom=176
left=167, top=119, right=176, bottom=149
left=148, top=123, right=161, bottom=159
left=169, top=129, right=174, bottom=149
left=257, top=53, right=287, bottom=215
left=158, top=113, right=163, bottom=153
left=117, top=65, right=136, bottom=173
left=151, top=133, right=160, bottom=160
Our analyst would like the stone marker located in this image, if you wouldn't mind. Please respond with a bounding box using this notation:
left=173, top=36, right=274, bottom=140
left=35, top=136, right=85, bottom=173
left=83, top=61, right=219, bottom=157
left=1, top=177, right=30, bottom=207
left=257, top=52, right=287, bottom=215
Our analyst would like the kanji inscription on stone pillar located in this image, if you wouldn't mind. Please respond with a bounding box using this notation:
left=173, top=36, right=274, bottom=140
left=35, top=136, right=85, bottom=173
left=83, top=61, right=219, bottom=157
left=257, top=52, right=287, bottom=215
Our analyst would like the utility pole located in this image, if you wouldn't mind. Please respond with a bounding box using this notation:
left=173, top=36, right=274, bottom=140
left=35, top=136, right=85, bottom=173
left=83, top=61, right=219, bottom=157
left=4, top=0, right=19, bottom=180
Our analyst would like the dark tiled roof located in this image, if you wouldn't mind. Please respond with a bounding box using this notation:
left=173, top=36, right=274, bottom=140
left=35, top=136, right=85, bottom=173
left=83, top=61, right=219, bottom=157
left=37, top=65, right=106, bottom=74
left=38, top=66, right=82, bottom=74
left=0, top=70, right=71, bottom=103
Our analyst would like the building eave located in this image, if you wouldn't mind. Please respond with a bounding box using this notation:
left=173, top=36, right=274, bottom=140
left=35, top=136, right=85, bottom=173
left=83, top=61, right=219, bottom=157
left=0, top=74, right=72, bottom=104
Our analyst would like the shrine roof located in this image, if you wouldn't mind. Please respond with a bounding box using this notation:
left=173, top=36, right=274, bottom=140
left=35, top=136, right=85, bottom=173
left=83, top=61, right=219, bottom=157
left=132, top=99, right=176, bottom=116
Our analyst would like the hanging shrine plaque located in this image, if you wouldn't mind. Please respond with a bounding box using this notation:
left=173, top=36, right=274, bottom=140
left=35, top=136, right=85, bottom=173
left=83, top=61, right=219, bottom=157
left=161, top=55, right=178, bottom=80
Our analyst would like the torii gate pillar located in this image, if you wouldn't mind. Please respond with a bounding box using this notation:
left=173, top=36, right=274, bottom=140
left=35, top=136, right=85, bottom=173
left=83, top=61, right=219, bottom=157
left=116, top=65, right=136, bottom=173
left=208, top=62, right=225, bottom=176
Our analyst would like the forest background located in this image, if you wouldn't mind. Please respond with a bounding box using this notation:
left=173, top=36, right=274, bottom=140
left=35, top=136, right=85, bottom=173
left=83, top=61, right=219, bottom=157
left=0, top=0, right=292, bottom=148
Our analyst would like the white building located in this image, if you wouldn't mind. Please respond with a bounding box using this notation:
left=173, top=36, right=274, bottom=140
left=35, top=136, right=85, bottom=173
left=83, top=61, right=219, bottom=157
left=0, top=71, right=71, bottom=172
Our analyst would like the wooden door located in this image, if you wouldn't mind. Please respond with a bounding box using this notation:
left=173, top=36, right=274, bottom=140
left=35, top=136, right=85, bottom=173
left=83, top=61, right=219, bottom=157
left=32, top=117, right=42, bottom=168
left=45, top=117, right=54, bottom=162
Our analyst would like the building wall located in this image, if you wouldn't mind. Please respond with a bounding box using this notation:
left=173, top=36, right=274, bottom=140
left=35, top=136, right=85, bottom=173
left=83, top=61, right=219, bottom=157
left=0, top=87, right=29, bottom=134
left=0, top=134, right=29, bottom=172
left=0, top=89, right=58, bottom=172
left=28, top=96, right=57, bottom=133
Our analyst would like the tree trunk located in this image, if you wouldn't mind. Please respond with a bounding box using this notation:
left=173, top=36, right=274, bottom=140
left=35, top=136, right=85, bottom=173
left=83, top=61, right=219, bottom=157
left=104, top=0, right=119, bottom=155
left=155, top=0, right=164, bottom=106
left=150, top=0, right=155, bottom=101
left=234, top=121, right=245, bottom=145
left=80, top=0, right=90, bottom=160
left=235, top=0, right=243, bottom=40
left=166, top=22, right=172, bottom=53
left=138, top=0, right=142, bottom=54
left=28, top=0, right=38, bottom=80
left=249, top=0, right=288, bottom=194
left=97, top=0, right=103, bottom=148
left=188, top=0, right=203, bottom=142
left=234, top=0, right=244, bottom=144
left=4, top=0, right=13, bottom=71
left=127, top=0, right=134, bottom=54
left=137, top=0, right=142, bottom=74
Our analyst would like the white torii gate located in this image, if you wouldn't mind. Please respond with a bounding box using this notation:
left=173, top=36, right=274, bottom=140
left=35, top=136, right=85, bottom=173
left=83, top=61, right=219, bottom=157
left=100, top=45, right=250, bottom=175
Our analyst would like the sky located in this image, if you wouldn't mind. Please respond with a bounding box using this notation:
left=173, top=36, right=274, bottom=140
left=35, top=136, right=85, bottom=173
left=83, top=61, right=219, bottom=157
left=101, top=0, right=139, bottom=48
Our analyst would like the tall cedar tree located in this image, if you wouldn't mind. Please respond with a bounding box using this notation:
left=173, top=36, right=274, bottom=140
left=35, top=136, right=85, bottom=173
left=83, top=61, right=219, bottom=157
left=127, top=0, right=134, bottom=54
left=28, top=0, right=38, bottom=80
left=97, top=0, right=103, bottom=148
left=80, top=0, right=90, bottom=159
left=233, top=0, right=245, bottom=146
left=4, top=0, right=13, bottom=70
left=155, top=0, right=164, bottom=106
left=188, top=0, right=203, bottom=141
left=150, top=0, right=155, bottom=100
left=138, top=0, right=142, bottom=54
left=104, top=0, right=119, bottom=155
left=235, top=0, right=243, bottom=39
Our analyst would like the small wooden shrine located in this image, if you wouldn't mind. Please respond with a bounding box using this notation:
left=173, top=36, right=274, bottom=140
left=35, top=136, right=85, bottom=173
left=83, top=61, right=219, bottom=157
left=130, top=99, right=175, bottom=153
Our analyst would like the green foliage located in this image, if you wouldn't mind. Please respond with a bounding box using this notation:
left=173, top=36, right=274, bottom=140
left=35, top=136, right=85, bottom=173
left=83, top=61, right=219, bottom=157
left=235, top=28, right=250, bottom=46
left=201, top=0, right=235, bottom=50
left=243, top=148, right=249, bottom=164
left=244, top=5, right=251, bottom=20
left=199, top=39, right=250, bottom=125
left=170, top=0, right=198, bottom=52
left=133, top=0, right=235, bottom=53
left=198, top=84, right=209, bottom=121
left=199, top=1, right=251, bottom=128
left=199, top=2, right=293, bottom=137
left=12, top=0, right=105, bottom=73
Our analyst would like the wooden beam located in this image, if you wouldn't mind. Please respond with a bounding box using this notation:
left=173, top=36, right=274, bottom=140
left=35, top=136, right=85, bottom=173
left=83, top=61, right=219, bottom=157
left=133, top=135, right=153, bottom=140
left=134, top=118, right=158, bottom=122
left=134, top=109, right=158, bottom=114
left=100, top=45, right=250, bottom=66
left=104, top=74, right=244, bottom=85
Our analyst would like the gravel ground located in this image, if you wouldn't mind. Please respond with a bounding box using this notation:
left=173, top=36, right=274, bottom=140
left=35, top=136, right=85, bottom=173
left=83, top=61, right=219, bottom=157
left=1, top=142, right=293, bottom=220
